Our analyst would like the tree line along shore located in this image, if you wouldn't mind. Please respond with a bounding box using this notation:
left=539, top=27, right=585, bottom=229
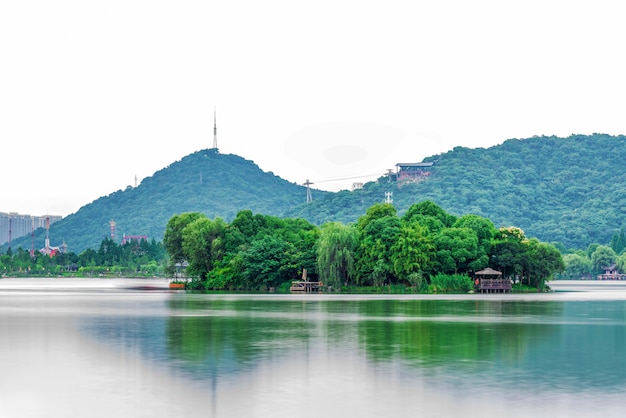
left=11, top=200, right=620, bottom=293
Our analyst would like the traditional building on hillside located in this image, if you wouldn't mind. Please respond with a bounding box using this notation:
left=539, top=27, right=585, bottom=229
left=394, top=162, right=434, bottom=183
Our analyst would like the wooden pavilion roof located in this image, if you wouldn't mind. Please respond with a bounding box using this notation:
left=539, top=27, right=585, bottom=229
left=475, top=268, right=502, bottom=276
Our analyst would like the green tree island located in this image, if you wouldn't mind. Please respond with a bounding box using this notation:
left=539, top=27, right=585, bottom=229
left=163, top=201, right=564, bottom=292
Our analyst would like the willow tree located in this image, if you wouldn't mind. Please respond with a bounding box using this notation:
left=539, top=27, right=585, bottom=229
left=315, top=222, right=358, bottom=288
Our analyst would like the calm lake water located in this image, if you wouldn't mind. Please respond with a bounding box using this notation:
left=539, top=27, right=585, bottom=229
left=1, top=278, right=625, bottom=418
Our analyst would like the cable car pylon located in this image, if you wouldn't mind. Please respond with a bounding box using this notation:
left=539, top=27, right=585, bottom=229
left=303, top=179, right=314, bottom=204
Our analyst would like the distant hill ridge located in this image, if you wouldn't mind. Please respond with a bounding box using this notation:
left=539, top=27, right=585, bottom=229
left=6, top=150, right=321, bottom=253
left=4, top=134, right=626, bottom=253
left=286, top=133, right=626, bottom=249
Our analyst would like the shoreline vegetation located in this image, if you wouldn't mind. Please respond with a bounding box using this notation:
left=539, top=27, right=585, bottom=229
left=7, top=135, right=626, bottom=256
left=0, top=275, right=550, bottom=293
left=0, top=275, right=613, bottom=297
left=4, top=275, right=626, bottom=295
left=163, top=202, right=564, bottom=293
left=4, top=200, right=611, bottom=294
left=0, top=273, right=548, bottom=294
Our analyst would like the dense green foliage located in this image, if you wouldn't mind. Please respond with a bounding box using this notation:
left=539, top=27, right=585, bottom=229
left=314, top=222, right=357, bottom=289
left=4, top=150, right=320, bottom=254
left=165, top=201, right=564, bottom=291
left=0, top=238, right=166, bottom=277
left=5, top=134, right=626, bottom=255
left=164, top=209, right=320, bottom=290
left=288, top=134, right=626, bottom=249
left=558, top=239, right=626, bottom=280
left=429, top=274, right=474, bottom=293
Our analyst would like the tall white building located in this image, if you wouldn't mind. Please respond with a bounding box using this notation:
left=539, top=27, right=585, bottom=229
left=0, top=212, right=62, bottom=247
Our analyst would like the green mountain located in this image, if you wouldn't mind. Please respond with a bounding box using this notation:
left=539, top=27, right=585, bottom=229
left=5, top=134, right=626, bottom=254
left=7, top=150, right=325, bottom=254
left=288, top=133, right=626, bottom=249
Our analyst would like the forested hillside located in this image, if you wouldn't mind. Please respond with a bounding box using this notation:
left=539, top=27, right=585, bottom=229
left=421, top=134, right=626, bottom=248
left=4, top=134, right=626, bottom=254
left=6, top=150, right=323, bottom=253
left=288, top=134, right=626, bottom=249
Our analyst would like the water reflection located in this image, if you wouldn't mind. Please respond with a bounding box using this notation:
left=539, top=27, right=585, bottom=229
left=158, top=296, right=626, bottom=393
left=2, top=279, right=626, bottom=417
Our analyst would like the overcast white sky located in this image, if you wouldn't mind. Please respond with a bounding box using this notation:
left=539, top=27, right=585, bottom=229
left=2, top=1, right=626, bottom=217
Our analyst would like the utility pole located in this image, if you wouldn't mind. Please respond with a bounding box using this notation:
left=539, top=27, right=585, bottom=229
left=386, top=168, right=394, bottom=182
left=304, top=179, right=314, bottom=204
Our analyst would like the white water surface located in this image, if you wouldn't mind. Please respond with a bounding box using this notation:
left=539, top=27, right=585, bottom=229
left=1, top=278, right=625, bottom=418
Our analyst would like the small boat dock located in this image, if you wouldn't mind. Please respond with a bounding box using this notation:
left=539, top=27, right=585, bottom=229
left=289, top=281, right=323, bottom=292
left=290, top=269, right=323, bottom=293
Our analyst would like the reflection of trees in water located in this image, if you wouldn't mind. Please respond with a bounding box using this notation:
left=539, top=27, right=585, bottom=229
left=351, top=299, right=564, bottom=367
left=352, top=299, right=626, bottom=389
left=162, top=297, right=626, bottom=389
left=164, top=298, right=564, bottom=374
left=165, top=298, right=314, bottom=378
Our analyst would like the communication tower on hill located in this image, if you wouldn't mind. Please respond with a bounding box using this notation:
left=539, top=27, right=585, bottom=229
left=211, top=107, right=219, bottom=152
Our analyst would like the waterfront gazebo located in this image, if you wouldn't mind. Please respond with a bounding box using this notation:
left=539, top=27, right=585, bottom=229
left=475, top=268, right=511, bottom=293
left=597, top=264, right=626, bottom=280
